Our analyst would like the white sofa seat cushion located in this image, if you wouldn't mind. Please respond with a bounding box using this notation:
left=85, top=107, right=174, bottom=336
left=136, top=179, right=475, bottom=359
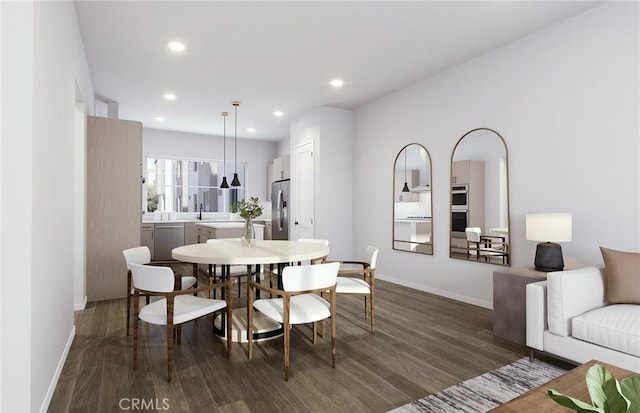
left=254, top=294, right=330, bottom=324
left=572, top=304, right=640, bottom=357
left=336, top=277, right=370, bottom=294
left=139, top=295, right=227, bottom=325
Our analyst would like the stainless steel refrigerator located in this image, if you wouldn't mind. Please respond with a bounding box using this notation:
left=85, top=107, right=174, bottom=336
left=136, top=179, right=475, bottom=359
left=271, top=179, right=290, bottom=240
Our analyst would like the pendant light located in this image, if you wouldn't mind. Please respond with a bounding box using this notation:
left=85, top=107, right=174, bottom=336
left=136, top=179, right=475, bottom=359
left=402, top=147, right=410, bottom=192
left=219, top=112, right=229, bottom=189
left=230, top=101, right=241, bottom=187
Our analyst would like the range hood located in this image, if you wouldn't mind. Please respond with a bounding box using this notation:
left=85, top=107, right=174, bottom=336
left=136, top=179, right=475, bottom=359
left=410, top=184, right=430, bottom=192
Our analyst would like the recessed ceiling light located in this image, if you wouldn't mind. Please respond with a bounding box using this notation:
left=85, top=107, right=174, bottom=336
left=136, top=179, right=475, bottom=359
left=163, top=93, right=176, bottom=101
left=274, top=110, right=284, bottom=117
left=330, top=79, right=344, bottom=87
left=155, top=116, right=166, bottom=122
left=167, top=41, right=185, bottom=52
left=247, top=128, right=256, bottom=133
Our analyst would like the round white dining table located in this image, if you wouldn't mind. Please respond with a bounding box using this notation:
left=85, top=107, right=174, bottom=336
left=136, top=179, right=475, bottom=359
left=172, top=239, right=329, bottom=267
left=171, top=239, right=330, bottom=343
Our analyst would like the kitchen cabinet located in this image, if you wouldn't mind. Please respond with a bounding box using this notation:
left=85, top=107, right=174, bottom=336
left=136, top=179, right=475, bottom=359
left=184, top=222, right=199, bottom=245
left=452, top=160, right=484, bottom=185
left=394, top=170, right=419, bottom=202
left=266, top=163, right=274, bottom=201
left=263, top=220, right=272, bottom=240
left=452, top=159, right=485, bottom=227
left=452, top=160, right=470, bottom=184
left=273, top=155, right=290, bottom=181
left=196, top=222, right=264, bottom=242
left=141, top=224, right=154, bottom=260
left=87, top=116, right=142, bottom=301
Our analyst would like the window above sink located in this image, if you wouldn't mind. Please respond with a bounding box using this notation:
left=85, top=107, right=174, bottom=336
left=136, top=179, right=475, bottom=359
left=145, top=156, right=246, bottom=213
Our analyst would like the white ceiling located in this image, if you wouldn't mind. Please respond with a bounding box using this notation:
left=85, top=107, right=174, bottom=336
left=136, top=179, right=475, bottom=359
left=74, top=1, right=600, bottom=142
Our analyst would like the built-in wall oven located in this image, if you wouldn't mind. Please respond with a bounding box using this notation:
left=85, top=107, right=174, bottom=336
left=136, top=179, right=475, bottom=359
left=451, top=184, right=468, bottom=209
left=451, top=184, right=469, bottom=236
left=451, top=209, right=468, bottom=235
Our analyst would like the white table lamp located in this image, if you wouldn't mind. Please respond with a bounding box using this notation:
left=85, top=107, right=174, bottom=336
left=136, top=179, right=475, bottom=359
left=526, top=213, right=572, bottom=272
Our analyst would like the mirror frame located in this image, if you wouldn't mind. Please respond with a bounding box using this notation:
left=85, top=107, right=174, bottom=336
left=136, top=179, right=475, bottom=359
left=449, top=128, right=511, bottom=266
left=392, top=143, right=433, bottom=255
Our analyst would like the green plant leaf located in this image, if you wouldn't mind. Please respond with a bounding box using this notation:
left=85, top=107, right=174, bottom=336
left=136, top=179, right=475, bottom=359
left=586, top=364, right=616, bottom=408
left=601, top=376, right=630, bottom=413
left=621, top=377, right=640, bottom=413
left=548, top=389, right=604, bottom=412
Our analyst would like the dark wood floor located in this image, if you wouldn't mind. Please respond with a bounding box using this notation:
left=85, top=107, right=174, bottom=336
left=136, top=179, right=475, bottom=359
left=49, top=267, right=528, bottom=413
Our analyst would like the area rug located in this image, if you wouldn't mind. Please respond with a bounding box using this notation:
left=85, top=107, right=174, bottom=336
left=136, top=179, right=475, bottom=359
left=388, top=357, right=568, bottom=413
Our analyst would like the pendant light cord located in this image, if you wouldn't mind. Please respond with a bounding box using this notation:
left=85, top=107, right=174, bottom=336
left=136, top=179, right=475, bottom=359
left=220, top=112, right=229, bottom=189
left=230, top=101, right=241, bottom=187
left=234, top=102, right=238, bottom=173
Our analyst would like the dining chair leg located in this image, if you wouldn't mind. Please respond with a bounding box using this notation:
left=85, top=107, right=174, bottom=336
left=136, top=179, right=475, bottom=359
left=126, top=273, right=132, bottom=336
left=208, top=264, right=213, bottom=299
left=369, top=289, right=375, bottom=334
left=133, top=292, right=139, bottom=370
left=283, top=297, right=290, bottom=381
left=247, top=285, right=254, bottom=360
left=319, top=291, right=326, bottom=339
left=330, top=290, right=337, bottom=368
left=166, top=299, right=175, bottom=383
left=226, top=289, right=233, bottom=359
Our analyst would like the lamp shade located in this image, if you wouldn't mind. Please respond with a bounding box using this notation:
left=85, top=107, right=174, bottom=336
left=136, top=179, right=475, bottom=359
left=526, top=213, right=572, bottom=242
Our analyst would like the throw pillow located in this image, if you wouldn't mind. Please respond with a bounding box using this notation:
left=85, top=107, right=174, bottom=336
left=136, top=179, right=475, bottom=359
left=600, top=247, right=640, bottom=304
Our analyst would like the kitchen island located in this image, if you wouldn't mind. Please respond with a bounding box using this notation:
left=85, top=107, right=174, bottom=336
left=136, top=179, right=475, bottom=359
left=394, top=218, right=432, bottom=254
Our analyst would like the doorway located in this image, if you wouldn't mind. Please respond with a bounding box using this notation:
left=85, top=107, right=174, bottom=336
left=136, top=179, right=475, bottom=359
left=294, top=141, right=314, bottom=240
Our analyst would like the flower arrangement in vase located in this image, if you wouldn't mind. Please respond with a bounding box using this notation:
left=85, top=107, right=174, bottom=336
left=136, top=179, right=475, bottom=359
left=232, top=197, right=264, bottom=247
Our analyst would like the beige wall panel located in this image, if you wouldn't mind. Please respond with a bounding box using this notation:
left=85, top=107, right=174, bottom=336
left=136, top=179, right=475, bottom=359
left=87, top=116, right=142, bottom=301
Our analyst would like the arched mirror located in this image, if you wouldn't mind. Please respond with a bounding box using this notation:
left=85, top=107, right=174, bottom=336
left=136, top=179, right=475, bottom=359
left=450, top=128, right=510, bottom=265
left=393, top=144, right=433, bottom=255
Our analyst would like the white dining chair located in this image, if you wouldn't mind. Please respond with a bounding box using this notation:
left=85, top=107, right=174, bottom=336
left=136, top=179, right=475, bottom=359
left=269, top=238, right=329, bottom=291
left=330, top=245, right=378, bottom=334
left=247, top=261, right=339, bottom=381
left=129, top=262, right=232, bottom=382
left=122, top=246, right=197, bottom=336
left=465, top=227, right=508, bottom=264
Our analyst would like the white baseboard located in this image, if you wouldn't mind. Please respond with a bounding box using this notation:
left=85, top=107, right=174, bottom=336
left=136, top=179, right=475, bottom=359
left=39, top=325, right=75, bottom=413
left=376, top=273, right=493, bottom=310
left=74, top=296, right=87, bottom=311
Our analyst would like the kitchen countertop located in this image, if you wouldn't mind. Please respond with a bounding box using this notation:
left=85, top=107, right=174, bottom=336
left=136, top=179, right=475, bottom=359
left=142, top=218, right=270, bottom=224
left=196, top=222, right=265, bottom=228
left=394, top=218, right=432, bottom=223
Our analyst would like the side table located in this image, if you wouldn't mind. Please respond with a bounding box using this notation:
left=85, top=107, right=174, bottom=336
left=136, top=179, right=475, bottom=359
left=493, top=266, right=547, bottom=344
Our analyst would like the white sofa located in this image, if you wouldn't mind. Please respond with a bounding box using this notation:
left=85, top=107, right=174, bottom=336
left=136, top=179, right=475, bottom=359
left=526, top=266, right=640, bottom=373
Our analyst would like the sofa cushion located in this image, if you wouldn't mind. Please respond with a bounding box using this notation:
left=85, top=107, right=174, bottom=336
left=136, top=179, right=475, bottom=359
left=572, top=304, right=640, bottom=357
left=548, top=267, right=606, bottom=337
left=600, top=247, right=640, bottom=304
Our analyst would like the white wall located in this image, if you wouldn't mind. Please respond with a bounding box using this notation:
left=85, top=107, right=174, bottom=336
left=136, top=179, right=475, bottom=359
left=143, top=128, right=278, bottom=214
left=0, top=1, right=95, bottom=411
left=353, top=2, right=639, bottom=308
left=277, top=137, right=290, bottom=157
left=291, top=106, right=353, bottom=259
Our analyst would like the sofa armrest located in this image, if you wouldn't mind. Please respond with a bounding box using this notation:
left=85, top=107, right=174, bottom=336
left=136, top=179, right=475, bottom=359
left=526, top=280, right=548, bottom=351
left=547, top=267, right=606, bottom=337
